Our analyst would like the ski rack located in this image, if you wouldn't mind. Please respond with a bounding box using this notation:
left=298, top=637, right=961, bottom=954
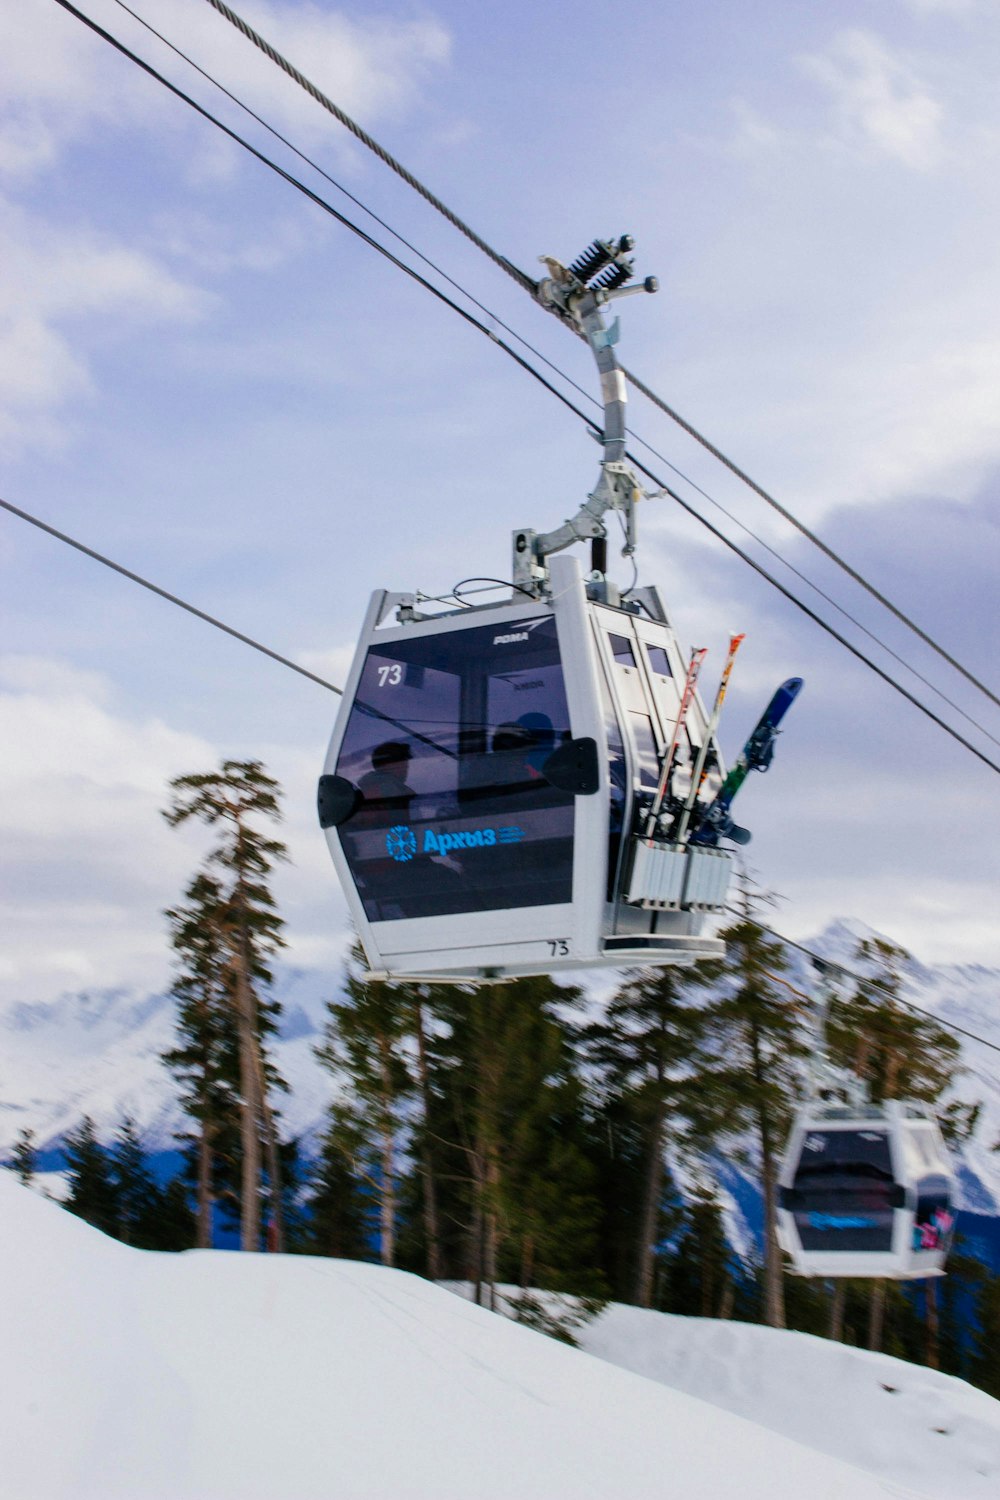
left=512, top=236, right=659, bottom=603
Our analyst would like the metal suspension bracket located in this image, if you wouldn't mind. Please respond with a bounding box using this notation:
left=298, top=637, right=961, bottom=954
left=808, top=958, right=869, bottom=1110
left=512, top=236, right=658, bottom=599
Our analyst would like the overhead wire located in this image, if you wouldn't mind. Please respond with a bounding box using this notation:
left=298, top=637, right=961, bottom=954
left=100, top=0, right=1000, bottom=756
left=0, top=495, right=342, bottom=695
left=11, top=13, right=1000, bottom=1068
left=199, top=0, right=1000, bottom=714
left=748, top=916, right=1000, bottom=1062
left=33, top=1, right=1000, bottom=779
left=6, top=483, right=996, bottom=1067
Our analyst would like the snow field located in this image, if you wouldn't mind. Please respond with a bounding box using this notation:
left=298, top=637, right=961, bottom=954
left=0, top=1171, right=951, bottom=1500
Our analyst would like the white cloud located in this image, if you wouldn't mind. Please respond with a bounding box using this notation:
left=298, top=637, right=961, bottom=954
left=0, top=0, right=452, bottom=185
left=0, top=195, right=210, bottom=449
left=891, top=0, right=975, bottom=13
left=0, top=655, right=350, bottom=1008
left=0, top=655, right=218, bottom=1003
left=802, top=29, right=944, bottom=169
left=0, top=0, right=453, bottom=449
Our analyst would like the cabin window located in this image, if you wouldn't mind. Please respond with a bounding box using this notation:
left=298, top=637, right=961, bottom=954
left=645, top=643, right=673, bottom=678
left=791, top=1129, right=896, bottom=1253
left=334, top=617, right=575, bottom=921
left=608, top=633, right=637, bottom=669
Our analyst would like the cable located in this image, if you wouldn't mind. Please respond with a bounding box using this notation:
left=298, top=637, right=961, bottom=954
left=198, top=0, right=535, bottom=296
left=0, top=496, right=341, bottom=696
left=108, top=0, right=1000, bottom=752
left=201, top=0, right=1000, bottom=713
left=747, top=917, right=1000, bottom=1061
left=625, top=450, right=1000, bottom=778
left=50, top=0, right=599, bottom=434
left=620, top=363, right=1000, bottom=713
left=451, top=577, right=538, bottom=603
left=39, top=2, right=1000, bottom=777
left=108, top=0, right=549, bottom=355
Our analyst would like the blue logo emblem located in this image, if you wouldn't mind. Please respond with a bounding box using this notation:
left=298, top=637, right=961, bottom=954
left=386, top=825, right=417, bottom=862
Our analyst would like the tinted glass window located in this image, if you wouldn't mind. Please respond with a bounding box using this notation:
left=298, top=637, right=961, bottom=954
left=609, top=633, right=637, bottom=668
left=334, top=616, right=575, bottom=921
left=646, top=644, right=673, bottom=678
left=791, top=1129, right=896, bottom=1253
left=629, top=712, right=660, bottom=789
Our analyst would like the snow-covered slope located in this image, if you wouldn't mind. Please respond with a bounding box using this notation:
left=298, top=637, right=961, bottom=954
left=3, top=1170, right=996, bottom=1500
left=579, top=1301, right=1000, bottom=1499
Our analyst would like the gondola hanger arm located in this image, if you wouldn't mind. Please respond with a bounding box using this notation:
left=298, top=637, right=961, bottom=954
left=513, top=237, right=658, bottom=599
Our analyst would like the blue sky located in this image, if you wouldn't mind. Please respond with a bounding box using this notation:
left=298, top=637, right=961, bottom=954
left=3, top=0, right=1000, bottom=1006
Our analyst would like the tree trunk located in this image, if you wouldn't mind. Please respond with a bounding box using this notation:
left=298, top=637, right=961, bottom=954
left=868, top=1280, right=886, bottom=1352
left=379, top=1118, right=396, bottom=1267
left=924, top=1278, right=941, bottom=1370
left=196, top=1123, right=214, bottom=1250
left=253, top=1042, right=285, bottom=1253
left=751, top=1021, right=785, bottom=1328
left=520, top=1234, right=536, bottom=1290
left=413, top=1000, right=443, bottom=1280
left=377, top=1038, right=397, bottom=1267
left=718, top=1277, right=735, bottom=1320
left=634, top=1098, right=667, bottom=1309
left=235, top=963, right=261, bottom=1252
left=829, top=1280, right=846, bottom=1342
left=483, top=1151, right=500, bottom=1312
left=471, top=1190, right=484, bottom=1308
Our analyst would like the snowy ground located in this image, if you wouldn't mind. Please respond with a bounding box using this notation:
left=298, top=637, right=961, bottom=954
left=3, top=1173, right=999, bottom=1500
left=579, top=1302, right=1000, bottom=1500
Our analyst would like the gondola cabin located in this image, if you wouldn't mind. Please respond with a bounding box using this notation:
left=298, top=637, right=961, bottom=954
left=318, top=554, right=732, bottom=981
left=776, top=1100, right=956, bottom=1279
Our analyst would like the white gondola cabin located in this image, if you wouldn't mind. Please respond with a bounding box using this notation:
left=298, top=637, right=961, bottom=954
left=314, top=236, right=797, bottom=981
left=776, top=1099, right=956, bottom=1280
left=318, top=553, right=732, bottom=981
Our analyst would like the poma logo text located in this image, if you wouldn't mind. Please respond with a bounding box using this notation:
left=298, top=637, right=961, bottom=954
left=493, top=631, right=529, bottom=644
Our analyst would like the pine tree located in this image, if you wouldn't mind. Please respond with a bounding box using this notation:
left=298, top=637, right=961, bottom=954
left=714, top=895, right=810, bottom=1329
left=425, top=976, right=605, bottom=1315
left=305, top=1107, right=372, bottom=1260
left=163, top=760, right=288, bottom=1252
left=63, top=1116, right=119, bottom=1236
left=11, top=1126, right=37, bottom=1186
left=163, top=871, right=238, bottom=1248
left=826, top=935, right=961, bottom=1352
left=661, top=1186, right=735, bottom=1318
left=584, top=962, right=724, bottom=1308
left=110, top=1115, right=162, bottom=1248
left=826, top=936, right=960, bottom=1106
left=315, top=948, right=413, bottom=1266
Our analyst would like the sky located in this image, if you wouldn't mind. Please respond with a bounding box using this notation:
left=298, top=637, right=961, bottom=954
left=3, top=0, right=1000, bottom=1010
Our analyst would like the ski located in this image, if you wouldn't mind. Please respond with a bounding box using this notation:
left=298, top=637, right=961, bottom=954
left=675, top=631, right=745, bottom=843
left=689, top=676, right=803, bottom=846
left=644, top=645, right=708, bottom=838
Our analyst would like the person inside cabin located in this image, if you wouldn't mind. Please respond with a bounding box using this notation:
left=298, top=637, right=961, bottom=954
left=516, top=711, right=556, bottom=775
left=358, top=740, right=415, bottom=817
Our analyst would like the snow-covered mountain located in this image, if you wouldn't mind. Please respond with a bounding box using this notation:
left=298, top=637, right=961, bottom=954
left=0, top=967, right=334, bottom=1156
left=2, top=1172, right=997, bottom=1500
left=2, top=919, right=998, bottom=1217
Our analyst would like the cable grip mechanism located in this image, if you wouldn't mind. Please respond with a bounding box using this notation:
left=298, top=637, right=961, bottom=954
left=514, top=235, right=658, bottom=602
